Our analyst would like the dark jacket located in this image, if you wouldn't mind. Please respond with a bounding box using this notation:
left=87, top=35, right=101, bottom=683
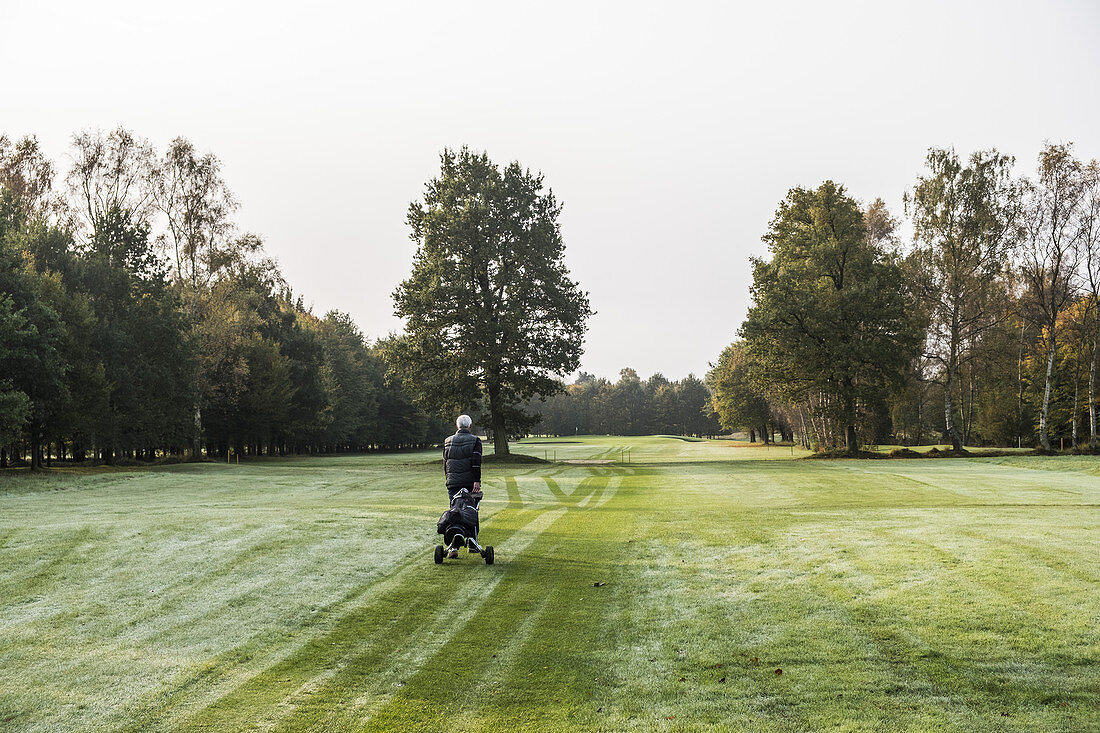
left=443, top=428, right=482, bottom=489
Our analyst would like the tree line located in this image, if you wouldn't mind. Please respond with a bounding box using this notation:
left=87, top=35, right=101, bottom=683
left=525, top=369, right=720, bottom=438
left=708, top=143, right=1100, bottom=453
left=0, top=129, right=448, bottom=469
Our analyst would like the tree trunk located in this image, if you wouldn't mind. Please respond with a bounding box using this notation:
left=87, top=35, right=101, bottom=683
left=915, top=384, right=924, bottom=445
left=1091, top=328, right=1098, bottom=449
left=943, top=361, right=963, bottom=451
left=491, top=410, right=508, bottom=456
left=964, top=368, right=976, bottom=446
left=487, top=381, right=509, bottom=456
left=30, top=427, right=41, bottom=471
left=1017, top=322, right=1026, bottom=446
left=797, top=406, right=809, bottom=448
left=1072, top=375, right=1079, bottom=448
left=191, top=402, right=203, bottom=461
left=845, top=424, right=859, bottom=454
left=1039, top=336, right=1056, bottom=451
left=749, top=429, right=756, bottom=443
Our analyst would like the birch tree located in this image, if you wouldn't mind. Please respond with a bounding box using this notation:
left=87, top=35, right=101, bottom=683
left=1020, top=143, right=1087, bottom=450
left=906, top=148, right=1020, bottom=451
left=1076, top=161, right=1100, bottom=448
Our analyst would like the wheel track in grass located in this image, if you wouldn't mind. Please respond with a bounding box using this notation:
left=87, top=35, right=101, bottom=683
left=773, top=519, right=1100, bottom=725
left=862, top=520, right=1096, bottom=635
left=0, top=527, right=96, bottom=612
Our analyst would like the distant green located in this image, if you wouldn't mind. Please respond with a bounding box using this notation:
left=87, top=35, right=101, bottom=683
left=1, top=436, right=1096, bottom=731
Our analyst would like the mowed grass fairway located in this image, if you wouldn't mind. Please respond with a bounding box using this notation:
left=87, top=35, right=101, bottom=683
left=1, top=437, right=1097, bottom=731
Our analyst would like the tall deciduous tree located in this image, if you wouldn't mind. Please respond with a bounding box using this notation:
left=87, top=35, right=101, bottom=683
left=906, top=148, right=1020, bottom=450
left=1020, top=143, right=1087, bottom=450
left=1077, top=162, right=1100, bottom=448
left=707, top=341, right=772, bottom=440
left=67, top=128, right=155, bottom=244
left=152, top=137, right=240, bottom=458
left=390, top=148, right=592, bottom=455
left=741, top=182, right=917, bottom=453
left=0, top=135, right=64, bottom=223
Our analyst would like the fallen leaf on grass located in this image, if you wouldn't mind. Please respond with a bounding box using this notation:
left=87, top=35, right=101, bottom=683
left=678, top=677, right=686, bottom=682
left=592, top=582, right=606, bottom=587
left=718, top=677, right=726, bottom=683
left=774, top=668, right=782, bottom=676
left=750, top=657, right=759, bottom=665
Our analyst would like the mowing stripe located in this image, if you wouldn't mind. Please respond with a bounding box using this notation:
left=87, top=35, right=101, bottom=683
left=576, top=476, right=609, bottom=508
left=542, top=477, right=568, bottom=502
left=267, top=507, right=569, bottom=731
left=504, top=477, right=522, bottom=508
left=122, top=504, right=547, bottom=731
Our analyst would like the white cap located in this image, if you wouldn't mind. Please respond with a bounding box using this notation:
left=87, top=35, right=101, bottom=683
left=456, top=414, right=472, bottom=429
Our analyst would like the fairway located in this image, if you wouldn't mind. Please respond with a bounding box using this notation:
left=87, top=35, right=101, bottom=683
left=1, top=437, right=1097, bottom=731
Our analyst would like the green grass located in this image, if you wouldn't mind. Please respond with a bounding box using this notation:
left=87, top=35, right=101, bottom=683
left=0, top=436, right=1097, bottom=731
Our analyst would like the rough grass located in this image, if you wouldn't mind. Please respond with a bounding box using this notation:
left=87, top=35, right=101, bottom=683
left=0, top=436, right=1097, bottom=731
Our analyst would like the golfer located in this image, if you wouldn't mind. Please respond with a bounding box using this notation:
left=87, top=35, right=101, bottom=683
left=443, top=415, right=482, bottom=500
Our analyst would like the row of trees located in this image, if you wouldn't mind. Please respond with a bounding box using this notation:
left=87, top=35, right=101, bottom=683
left=709, top=143, right=1100, bottom=453
left=1, top=129, right=448, bottom=469
left=525, top=369, right=720, bottom=437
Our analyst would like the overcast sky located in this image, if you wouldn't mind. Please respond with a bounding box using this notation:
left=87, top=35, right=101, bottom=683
left=3, top=0, right=1098, bottom=381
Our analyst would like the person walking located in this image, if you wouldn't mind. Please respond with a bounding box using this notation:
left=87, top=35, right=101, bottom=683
left=443, top=415, right=482, bottom=556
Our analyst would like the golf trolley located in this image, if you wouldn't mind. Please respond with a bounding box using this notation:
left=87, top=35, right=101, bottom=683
left=434, top=488, right=494, bottom=565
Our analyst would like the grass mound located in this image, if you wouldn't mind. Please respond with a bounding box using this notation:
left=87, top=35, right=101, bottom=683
left=424, top=452, right=549, bottom=466
left=806, top=448, right=886, bottom=459
left=887, top=447, right=923, bottom=458
left=482, top=452, right=549, bottom=464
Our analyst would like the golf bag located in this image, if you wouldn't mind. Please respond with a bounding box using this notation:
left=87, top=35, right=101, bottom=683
left=437, top=488, right=481, bottom=548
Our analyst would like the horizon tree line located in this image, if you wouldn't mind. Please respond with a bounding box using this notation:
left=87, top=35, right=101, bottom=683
left=524, top=368, right=721, bottom=438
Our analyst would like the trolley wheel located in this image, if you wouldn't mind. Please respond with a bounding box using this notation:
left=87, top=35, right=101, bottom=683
left=484, top=546, right=494, bottom=565
left=434, top=545, right=444, bottom=564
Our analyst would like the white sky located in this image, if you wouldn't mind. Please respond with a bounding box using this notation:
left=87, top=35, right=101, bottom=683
left=2, top=0, right=1098, bottom=380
